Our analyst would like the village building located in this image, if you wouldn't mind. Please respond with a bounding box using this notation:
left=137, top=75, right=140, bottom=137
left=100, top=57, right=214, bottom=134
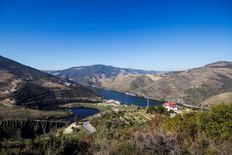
left=163, top=101, right=178, bottom=111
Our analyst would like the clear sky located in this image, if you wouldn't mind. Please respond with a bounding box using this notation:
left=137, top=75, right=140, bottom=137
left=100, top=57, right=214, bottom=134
left=0, top=0, right=232, bottom=71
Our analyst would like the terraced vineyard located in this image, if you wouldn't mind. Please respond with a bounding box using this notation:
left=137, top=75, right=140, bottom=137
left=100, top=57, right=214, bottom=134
left=119, top=111, right=151, bottom=125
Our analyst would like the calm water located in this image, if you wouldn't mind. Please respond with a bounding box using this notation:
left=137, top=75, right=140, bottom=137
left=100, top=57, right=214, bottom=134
left=41, top=87, right=163, bottom=122
left=89, top=87, right=163, bottom=107
left=40, top=104, right=99, bottom=122
left=65, top=108, right=99, bottom=122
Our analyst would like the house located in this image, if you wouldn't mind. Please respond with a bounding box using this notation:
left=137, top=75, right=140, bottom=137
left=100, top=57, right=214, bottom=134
left=64, top=82, right=71, bottom=86
left=163, top=102, right=178, bottom=111
left=106, top=99, right=121, bottom=106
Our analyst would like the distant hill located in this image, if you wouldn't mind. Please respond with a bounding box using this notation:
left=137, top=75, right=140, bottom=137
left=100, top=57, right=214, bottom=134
left=131, top=61, right=232, bottom=106
left=46, top=64, right=161, bottom=87
left=48, top=61, right=232, bottom=107
left=0, top=55, right=97, bottom=107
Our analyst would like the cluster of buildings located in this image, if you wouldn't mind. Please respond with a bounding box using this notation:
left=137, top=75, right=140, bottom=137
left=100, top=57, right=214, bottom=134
left=63, top=81, right=76, bottom=87
left=97, top=99, right=121, bottom=107
left=162, top=101, right=190, bottom=116
left=106, top=99, right=121, bottom=106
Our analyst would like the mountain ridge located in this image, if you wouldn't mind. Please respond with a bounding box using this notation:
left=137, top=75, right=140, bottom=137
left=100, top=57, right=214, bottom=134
left=132, top=61, right=232, bottom=106
left=48, top=61, right=232, bottom=107
left=46, top=64, right=161, bottom=86
left=0, top=55, right=97, bottom=107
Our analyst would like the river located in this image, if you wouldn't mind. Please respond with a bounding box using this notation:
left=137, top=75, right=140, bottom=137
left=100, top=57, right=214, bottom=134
left=65, top=108, right=99, bottom=122
left=89, top=86, right=163, bottom=107
left=41, top=87, right=163, bottom=122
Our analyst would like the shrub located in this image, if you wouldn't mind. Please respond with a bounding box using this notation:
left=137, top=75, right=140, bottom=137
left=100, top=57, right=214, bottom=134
left=147, top=106, right=168, bottom=115
left=198, top=104, right=232, bottom=141
left=161, top=103, right=232, bottom=154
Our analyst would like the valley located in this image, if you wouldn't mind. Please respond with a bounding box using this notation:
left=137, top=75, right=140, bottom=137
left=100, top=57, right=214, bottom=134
left=1, top=55, right=232, bottom=154
left=48, top=61, right=232, bottom=107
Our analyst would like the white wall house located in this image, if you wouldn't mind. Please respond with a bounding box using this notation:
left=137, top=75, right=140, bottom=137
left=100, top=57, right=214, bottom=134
left=163, top=102, right=178, bottom=111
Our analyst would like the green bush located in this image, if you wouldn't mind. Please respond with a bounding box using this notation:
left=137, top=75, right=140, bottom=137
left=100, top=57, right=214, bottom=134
left=198, top=104, right=232, bottom=141
left=162, top=103, right=232, bottom=154
left=147, top=106, right=168, bottom=115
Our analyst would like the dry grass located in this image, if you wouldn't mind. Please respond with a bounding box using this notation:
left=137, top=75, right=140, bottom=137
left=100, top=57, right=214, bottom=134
left=40, top=80, right=66, bottom=89
left=101, top=74, right=154, bottom=92
left=0, top=71, right=13, bottom=81
left=201, top=92, right=232, bottom=107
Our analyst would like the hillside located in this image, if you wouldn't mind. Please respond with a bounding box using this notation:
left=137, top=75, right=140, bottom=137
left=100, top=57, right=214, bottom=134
left=49, top=61, right=232, bottom=107
left=0, top=55, right=97, bottom=107
left=100, top=74, right=155, bottom=92
left=47, top=64, right=160, bottom=88
left=200, top=92, right=232, bottom=107
left=132, top=61, right=232, bottom=106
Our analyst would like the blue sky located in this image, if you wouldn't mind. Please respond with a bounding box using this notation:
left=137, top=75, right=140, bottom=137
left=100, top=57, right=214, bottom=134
left=0, top=0, right=232, bottom=70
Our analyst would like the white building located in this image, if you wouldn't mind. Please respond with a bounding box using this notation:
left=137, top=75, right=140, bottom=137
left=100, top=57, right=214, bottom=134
left=163, top=102, right=178, bottom=111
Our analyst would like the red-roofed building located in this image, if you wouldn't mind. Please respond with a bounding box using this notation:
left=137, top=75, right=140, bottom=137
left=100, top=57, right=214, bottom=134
left=163, top=102, right=178, bottom=111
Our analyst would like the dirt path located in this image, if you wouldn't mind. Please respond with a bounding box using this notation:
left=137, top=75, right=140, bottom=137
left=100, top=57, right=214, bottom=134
left=83, top=121, right=96, bottom=134
left=63, top=122, right=80, bottom=134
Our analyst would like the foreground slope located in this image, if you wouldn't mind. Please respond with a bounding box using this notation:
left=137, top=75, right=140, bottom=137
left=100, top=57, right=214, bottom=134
left=2, top=104, right=232, bottom=154
left=0, top=55, right=96, bottom=107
